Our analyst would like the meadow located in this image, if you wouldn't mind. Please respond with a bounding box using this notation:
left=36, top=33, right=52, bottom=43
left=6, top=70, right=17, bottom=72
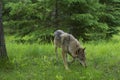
left=0, top=35, right=120, bottom=80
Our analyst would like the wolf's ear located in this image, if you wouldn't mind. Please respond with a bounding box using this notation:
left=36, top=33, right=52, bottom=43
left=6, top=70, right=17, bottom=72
left=81, top=48, right=86, bottom=53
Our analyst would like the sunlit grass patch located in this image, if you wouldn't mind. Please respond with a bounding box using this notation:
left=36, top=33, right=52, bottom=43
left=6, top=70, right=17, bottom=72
left=0, top=38, right=120, bottom=80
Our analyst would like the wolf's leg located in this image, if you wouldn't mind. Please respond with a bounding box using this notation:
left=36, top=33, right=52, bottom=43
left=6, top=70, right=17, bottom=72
left=62, top=50, right=69, bottom=70
left=55, top=46, right=58, bottom=61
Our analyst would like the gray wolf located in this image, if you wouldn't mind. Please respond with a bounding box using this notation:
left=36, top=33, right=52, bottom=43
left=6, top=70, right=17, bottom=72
left=54, top=30, right=87, bottom=70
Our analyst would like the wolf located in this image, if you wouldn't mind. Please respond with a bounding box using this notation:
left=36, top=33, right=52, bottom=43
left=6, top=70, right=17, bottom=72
left=54, top=30, right=87, bottom=70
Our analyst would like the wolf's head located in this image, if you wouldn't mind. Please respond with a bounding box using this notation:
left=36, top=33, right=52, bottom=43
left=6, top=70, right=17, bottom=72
left=76, top=48, right=87, bottom=67
left=54, top=30, right=64, bottom=37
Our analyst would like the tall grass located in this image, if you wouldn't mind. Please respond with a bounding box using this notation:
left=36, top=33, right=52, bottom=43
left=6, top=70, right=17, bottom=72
left=0, top=36, right=120, bottom=80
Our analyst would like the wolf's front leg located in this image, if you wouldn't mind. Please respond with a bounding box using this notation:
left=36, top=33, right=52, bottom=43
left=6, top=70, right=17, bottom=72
left=62, top=50, right=69, bottom=70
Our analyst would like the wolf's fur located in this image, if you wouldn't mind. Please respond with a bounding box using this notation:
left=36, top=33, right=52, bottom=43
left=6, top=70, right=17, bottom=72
left=54, top=30, right=86, bottom=70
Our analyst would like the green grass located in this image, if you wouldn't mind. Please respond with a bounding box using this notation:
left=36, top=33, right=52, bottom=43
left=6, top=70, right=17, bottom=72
left=0, top=36, right=120, bottom=80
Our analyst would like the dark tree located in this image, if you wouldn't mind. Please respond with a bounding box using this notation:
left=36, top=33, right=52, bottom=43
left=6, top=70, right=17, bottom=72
left=0, top=2, right=8, bottom=59
left=54, top=0, right=59, bottom=28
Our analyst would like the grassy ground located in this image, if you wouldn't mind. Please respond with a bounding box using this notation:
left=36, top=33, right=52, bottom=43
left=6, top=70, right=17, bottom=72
left=0, top=35, right=120, bottom=80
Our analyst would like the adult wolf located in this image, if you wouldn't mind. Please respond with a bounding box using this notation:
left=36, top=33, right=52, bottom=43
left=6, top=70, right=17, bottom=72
left=54, top=30, right=87, bottom=70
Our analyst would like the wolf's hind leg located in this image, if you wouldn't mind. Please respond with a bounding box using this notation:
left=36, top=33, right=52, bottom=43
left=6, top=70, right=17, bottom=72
left=55, top=46, right=58, bottom=61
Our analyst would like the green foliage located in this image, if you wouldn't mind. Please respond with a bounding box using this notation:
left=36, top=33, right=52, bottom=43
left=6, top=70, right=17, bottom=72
left=3, top=0, right=120, bottom=42
left=3, top=0, right=55, bottom=43
left=99, top=0, right=120, bottom=38
left=63, top=0, right=119, bottom=40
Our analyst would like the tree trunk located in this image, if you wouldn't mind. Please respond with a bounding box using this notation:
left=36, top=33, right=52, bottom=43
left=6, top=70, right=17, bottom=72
left=0, top=2, right=8, bottom=59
